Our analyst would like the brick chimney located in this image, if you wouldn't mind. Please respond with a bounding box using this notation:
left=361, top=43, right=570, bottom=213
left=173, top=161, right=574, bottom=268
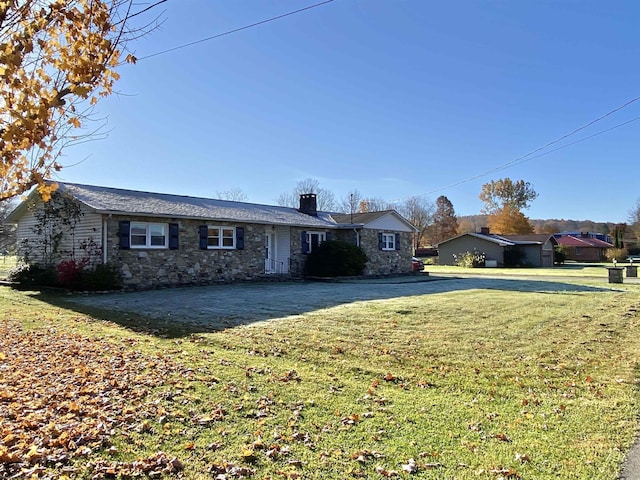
left=299, top=193, right=318, bottom=217
left=480, top=227, right=490, bottom=235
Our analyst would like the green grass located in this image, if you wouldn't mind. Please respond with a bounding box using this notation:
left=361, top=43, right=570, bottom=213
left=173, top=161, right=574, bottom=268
left=422, top=262, right=620, bottom=277
left=1, top=279, right=640, bottom=479
left=0, top=254, right=17, bottom=280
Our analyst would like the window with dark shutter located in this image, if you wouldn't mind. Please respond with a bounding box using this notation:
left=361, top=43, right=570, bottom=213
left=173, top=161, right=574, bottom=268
left=395, top=233, right=400, bottom=251
left=236, top=227, right=244, bottom=250
left=301, top=231, right=309, bottom=254
left=199, top=225, right=208, bottom=250
left=380, top=232, right=396, bottom=251
left=119, top=221, right=130, bottom=249
left=169, top=223, right=179, bottom=250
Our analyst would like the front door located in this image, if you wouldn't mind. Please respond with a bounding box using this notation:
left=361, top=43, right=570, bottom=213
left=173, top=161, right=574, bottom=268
left=265, top=230, right=276, bottom=273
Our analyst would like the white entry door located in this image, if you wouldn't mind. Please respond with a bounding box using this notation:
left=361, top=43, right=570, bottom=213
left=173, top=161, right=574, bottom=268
left=264, top=230, right=276, bottom=273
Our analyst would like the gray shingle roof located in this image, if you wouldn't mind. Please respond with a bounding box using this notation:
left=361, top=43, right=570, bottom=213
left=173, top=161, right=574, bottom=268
left=55, top=183, right=339, bottom=228
left=330, top=210, right=393, bottom=225
left=438, top=232, right=554, bottom=247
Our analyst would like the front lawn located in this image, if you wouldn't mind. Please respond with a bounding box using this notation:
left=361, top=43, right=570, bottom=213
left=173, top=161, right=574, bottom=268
left=423, top=262, right=616, bottom=277
left=0, top=255, right=17, bottom=280
left=1, top=280, right=639, bottom=479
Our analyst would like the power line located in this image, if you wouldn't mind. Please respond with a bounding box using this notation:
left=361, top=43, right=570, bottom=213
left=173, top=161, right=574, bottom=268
left=422, top=114, right=640, bottom=197
left=137, top=0, right=334, bottom=61
left=488, top=116, right=640, bottom=172
left=484, top=95, right=640, bottom=172
left=404, top=96, right=640, bottom=200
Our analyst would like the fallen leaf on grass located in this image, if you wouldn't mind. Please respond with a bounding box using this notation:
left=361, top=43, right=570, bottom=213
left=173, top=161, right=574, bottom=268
left=488, top=466, right=520, bottom=478
left=494, top=433, right=511, bottom=442
left=0, top=321, right=189, bottom=478
left=401, top=458, right=418, bottom=473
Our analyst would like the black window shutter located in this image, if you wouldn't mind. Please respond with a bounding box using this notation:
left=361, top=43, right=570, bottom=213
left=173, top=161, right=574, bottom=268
left=395, top=233, right=400, bottom=251
left=199, top=225, right=208, bottom=250
left=169, top=223, right=179, bottom=250
left=301, top=231, right=309, bottom=254
left=236, top=227, right=244, bottom=250
left=119, top=221, right=130, bottom=249
left=378, top=232, right=383, bottom=250
left=326, top=231, right=332, bottom=242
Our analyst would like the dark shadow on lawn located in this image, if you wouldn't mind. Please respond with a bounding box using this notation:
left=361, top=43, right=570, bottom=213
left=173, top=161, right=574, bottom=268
left=36, top=276, right=620, bottom=338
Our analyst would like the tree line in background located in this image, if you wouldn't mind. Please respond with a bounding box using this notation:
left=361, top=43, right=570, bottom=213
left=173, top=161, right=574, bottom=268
left=273, top=177, right=640, bottom=250
left=274, top=178, right=455, bottom=250
left=2, top=177, right=639, bottom=253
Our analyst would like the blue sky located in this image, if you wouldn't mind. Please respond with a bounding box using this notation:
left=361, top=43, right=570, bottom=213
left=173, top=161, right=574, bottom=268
left=59, top=0, right=640, bottom=223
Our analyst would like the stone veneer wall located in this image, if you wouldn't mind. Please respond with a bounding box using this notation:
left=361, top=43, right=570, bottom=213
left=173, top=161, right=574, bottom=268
left=274, top=227, right=413, bottom=277
left=105, top=216, right=266, bottom=290
left=292, top=228, right=413, bottom=276
left=357, top=229, right=414, bottom=275
left=105, top=218, right=414, bottom=289
left=288, top=226, right=307, bottom=276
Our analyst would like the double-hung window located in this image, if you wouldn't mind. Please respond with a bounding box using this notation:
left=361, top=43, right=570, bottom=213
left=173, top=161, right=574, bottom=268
left=208, top=226, right=236, bottom=249
left=381, top=233, right=396, bottom=251
left=301, top=231, right=327, bottom=254
left=307, top=231, right=326, bottom=252
left=130, top=222, right=167, bottom=248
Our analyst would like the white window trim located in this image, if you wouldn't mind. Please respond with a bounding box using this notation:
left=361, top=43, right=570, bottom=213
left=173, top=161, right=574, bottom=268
left=381, top=233, right=395, bottom=251
left=306, top=231, right=326, bottom=253
left=207, top=226, right=236, bottom=249
left=130, top=222, right=168, bottom=249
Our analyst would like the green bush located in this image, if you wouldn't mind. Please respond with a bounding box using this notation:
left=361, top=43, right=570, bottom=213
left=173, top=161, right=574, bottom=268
left=84, top=263, right=122, bottom=291
left=9, top=263, right=57, bottom=287
left=304, top=240, right=367, bottom=277
left=554, top=245, right=566, bottom=265
left=606, top=248, right=628, bottom=262
left=453, top=250, right=485, bottom=268
left=9, top=261, right=121, bottom=290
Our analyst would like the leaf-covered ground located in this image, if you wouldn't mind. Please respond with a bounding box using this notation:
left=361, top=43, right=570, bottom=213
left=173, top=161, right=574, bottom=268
left=1, top=281, right=640, bottom=479
left=0, top=321, right=187, bottom=479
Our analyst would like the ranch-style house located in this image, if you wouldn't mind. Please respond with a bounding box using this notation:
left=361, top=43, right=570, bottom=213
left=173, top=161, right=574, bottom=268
left=7, top=183, right=417, bottom=289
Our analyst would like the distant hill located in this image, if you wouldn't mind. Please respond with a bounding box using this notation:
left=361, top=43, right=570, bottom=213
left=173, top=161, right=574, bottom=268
left=455, top=215, right=638, bottom=252
left=457, top=215, right=616, bottom=235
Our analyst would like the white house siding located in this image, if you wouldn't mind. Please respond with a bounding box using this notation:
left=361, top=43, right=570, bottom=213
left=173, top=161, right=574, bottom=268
left=64, top=212, right=103, bottom=262
left=15, top=202, right=102, bottom=265
left=365, top=214, right=414, bottom=232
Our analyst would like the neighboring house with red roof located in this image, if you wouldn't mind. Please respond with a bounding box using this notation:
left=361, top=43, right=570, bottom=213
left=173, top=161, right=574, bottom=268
left=437, top=228, right=557, bottom=267
left=555, top=233, right=613, bottom=262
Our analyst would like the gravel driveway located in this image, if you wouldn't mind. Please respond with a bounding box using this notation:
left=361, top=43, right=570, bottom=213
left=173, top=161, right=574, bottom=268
left=64, top=274, right=618, bottom=329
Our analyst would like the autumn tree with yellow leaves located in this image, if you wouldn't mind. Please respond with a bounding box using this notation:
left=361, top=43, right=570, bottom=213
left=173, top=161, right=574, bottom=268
left=479, top=178, right=538, bottom=235
left=0, top=0, right=164, bottom=201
